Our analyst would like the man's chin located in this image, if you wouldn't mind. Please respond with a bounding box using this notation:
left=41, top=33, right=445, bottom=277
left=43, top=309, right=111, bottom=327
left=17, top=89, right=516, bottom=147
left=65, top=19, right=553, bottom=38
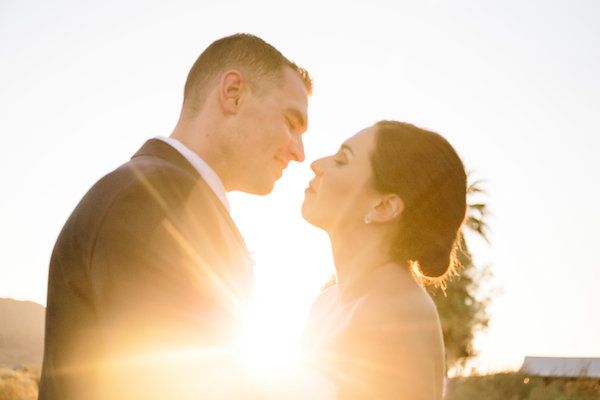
left=242, top=180, right=276, bottom=196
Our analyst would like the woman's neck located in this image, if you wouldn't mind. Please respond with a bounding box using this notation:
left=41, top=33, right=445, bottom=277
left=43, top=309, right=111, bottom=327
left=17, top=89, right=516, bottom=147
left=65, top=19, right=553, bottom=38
left=329, top=228, right=392, bottom=292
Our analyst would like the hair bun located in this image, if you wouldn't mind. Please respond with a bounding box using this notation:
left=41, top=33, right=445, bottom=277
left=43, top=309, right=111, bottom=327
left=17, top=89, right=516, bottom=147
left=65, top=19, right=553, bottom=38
left=372, top=121, right=467, bottom=284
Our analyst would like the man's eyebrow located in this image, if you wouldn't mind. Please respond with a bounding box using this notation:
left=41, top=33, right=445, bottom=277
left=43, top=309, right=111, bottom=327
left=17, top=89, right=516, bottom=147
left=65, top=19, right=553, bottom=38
left=341, top=144, right=354, bottom=155
left=285, top=108, right=307, bottom=130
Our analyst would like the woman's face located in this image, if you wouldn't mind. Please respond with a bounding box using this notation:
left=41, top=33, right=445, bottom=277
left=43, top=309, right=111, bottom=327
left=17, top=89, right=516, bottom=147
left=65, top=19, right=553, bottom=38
left=302, top=126, right=381, bottom=233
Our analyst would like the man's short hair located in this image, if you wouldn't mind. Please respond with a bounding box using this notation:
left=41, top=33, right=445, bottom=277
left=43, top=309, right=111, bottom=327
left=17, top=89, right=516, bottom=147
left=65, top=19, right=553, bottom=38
left=183, top=33, right=312, bottom=114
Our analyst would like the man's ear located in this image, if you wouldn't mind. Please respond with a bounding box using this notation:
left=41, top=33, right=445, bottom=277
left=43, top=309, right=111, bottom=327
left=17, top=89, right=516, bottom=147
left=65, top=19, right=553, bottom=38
left=219, top=70, right=245, bottom=114
left=371, top=193, right=404, bottom=223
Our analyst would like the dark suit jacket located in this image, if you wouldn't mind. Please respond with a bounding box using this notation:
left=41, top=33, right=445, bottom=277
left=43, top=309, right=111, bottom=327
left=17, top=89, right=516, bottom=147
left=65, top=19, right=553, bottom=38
left=39, top=139, right=255, bottom=400
left=304, top=264, right=445, bottom=400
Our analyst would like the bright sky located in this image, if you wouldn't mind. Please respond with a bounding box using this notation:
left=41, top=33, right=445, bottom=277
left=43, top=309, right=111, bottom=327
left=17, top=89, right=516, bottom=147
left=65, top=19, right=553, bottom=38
left=1, top=0, right=599, bottom=374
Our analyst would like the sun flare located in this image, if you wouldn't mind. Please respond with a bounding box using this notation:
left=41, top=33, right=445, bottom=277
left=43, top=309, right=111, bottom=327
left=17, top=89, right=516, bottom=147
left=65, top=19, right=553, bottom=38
left=237, top=306, right=305, bottom=383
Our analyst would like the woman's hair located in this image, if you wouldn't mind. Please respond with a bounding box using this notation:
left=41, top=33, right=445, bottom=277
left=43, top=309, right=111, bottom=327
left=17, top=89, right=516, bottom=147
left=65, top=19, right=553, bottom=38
left=371, top=121, right=467, bottom=283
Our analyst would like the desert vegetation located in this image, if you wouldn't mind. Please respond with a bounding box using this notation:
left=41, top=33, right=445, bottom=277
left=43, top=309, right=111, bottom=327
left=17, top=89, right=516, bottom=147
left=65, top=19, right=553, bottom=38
left=3, top=366, right=599, bottom=400
left=0, top=366, right=40, bottom=400
left=447, top=372, right=600, bottom=400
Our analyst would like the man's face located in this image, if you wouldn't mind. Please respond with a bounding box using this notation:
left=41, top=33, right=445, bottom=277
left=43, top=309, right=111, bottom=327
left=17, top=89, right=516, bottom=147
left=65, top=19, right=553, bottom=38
left=228, top=67, right=309, bottom=195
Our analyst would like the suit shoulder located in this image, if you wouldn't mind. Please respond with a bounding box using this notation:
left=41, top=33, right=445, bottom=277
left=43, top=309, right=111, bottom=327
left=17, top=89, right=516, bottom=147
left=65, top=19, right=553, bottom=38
left=83, top=155, right=203, bottom=213
left=104, top=155, right=197, bottom=190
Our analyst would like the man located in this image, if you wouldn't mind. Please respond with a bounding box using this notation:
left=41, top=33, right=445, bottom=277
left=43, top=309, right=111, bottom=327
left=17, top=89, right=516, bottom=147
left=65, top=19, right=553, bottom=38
left=39, top=34, right=311, bottom=400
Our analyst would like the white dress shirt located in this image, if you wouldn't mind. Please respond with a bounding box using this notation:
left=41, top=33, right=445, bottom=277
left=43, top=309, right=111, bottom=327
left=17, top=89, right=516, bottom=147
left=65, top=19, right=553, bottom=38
left=154, top=136, right=230, bottom=212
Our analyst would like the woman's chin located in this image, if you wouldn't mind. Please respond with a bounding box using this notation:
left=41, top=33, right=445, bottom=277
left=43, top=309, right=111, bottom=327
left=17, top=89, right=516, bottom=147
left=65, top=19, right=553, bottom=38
left=300, top=202, right=312, bottom=223
left=301, top=203, right=323, bottom=229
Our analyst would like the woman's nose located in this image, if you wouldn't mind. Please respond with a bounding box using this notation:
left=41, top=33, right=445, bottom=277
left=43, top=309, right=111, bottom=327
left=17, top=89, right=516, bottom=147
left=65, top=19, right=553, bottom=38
left=311, top=157, right=326, bottom=175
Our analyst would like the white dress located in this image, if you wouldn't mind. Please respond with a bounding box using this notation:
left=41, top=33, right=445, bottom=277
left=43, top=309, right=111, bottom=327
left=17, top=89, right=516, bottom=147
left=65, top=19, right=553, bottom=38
left=299, top=264, right=446, bottom=400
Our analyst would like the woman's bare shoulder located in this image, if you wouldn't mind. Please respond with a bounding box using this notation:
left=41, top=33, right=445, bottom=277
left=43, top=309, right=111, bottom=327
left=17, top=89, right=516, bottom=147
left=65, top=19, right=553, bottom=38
left=352, top=265, right=440, bottom=328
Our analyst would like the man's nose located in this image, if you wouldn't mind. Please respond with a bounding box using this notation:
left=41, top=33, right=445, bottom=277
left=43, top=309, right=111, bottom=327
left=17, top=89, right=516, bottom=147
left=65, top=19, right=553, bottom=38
left=289, top=134, right=305, bottom=163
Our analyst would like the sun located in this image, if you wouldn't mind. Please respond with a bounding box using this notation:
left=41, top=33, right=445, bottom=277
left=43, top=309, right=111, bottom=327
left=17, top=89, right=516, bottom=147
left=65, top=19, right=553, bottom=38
left=235, top=302, right=338, bottom=398
left=237, top=302, right=305, bottom=384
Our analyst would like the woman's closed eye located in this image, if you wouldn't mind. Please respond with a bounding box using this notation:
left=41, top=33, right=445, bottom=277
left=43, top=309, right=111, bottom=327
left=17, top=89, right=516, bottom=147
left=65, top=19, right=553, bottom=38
left=333, top=152, right=348, bottom=165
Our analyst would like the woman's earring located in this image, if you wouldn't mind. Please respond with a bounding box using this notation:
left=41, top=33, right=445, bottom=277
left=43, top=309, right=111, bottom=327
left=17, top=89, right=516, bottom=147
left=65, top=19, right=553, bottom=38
left=364, top=212, right=373, bottom=225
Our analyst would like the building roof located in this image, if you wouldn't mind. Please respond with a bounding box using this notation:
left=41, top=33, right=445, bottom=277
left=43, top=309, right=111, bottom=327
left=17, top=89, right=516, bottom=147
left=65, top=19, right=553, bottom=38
left=521, top=356, right=600, bottom=378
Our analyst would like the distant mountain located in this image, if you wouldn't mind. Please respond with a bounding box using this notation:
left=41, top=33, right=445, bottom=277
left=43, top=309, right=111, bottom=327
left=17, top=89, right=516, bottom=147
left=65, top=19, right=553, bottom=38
left=0, top=298, right=45, bottom=366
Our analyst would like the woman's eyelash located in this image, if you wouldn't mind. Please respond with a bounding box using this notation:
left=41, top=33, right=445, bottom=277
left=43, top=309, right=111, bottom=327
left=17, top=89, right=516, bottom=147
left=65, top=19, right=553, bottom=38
left=334, top=155, right=346, bottom=165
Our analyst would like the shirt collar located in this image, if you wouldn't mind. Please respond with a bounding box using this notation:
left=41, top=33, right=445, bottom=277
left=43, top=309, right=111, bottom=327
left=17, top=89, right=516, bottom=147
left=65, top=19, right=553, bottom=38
left=154, top=136, right=230, bottom=212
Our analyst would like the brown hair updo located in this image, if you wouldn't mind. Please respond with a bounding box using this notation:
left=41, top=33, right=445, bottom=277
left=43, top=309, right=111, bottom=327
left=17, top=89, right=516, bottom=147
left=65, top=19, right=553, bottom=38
left=371, top=121, right=467, bottom=281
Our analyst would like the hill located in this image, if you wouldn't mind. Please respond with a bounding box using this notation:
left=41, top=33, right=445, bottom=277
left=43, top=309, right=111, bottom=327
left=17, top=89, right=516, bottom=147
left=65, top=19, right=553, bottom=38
left=0, top=298, right=45, bottom=366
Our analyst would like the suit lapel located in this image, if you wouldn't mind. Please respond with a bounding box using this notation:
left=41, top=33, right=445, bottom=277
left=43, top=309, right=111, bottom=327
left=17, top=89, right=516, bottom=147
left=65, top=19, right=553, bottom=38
left=131, top=139, right=249, bottom=253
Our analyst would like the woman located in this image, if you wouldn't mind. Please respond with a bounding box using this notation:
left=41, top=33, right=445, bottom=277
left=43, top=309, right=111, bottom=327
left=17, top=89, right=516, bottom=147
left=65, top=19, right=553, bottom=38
left=302, top=120, right=467, bottom=399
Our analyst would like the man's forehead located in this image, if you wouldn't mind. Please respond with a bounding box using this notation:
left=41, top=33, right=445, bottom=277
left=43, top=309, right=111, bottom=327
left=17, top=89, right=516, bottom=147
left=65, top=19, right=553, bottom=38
left=281, top=67, right=308, bottom=100
left=279, top=69, right=308, bottom=125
